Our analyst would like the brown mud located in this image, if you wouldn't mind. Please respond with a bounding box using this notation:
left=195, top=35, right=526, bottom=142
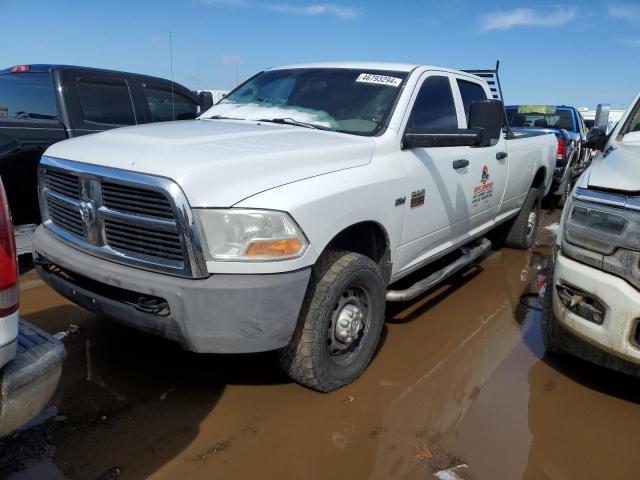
left=4, top=209, right=640, bottom=479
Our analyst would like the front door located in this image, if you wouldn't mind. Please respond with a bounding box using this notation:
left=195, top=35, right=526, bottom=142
left=396, top=73, right=471, bottom=275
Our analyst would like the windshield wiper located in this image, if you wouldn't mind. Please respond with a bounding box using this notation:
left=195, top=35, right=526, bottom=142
left=258, top=117, right=331, bottom=131
left=205, top=115, right=246, bottom=120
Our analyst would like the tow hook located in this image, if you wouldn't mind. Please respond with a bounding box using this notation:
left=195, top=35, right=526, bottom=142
left=134, top=296, right=170, bottom=316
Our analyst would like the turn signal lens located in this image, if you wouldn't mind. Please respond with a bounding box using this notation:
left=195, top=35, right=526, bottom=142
left=245, top=238, right=303, bottom=257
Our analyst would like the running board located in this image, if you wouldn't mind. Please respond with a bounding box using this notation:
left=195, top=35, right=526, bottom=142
left=386, top=238, right=492, bottom=302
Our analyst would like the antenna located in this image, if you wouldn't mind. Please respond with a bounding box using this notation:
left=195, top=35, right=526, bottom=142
left=169, top=32, right=175, bottom=120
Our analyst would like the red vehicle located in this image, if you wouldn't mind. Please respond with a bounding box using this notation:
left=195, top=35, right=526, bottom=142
left=0, top=177, right=65, bottom=436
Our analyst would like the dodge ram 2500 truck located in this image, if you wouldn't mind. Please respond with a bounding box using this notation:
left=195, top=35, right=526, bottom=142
left=543, top=94, right=640, bottom=375
left=32, top=62, right=556, bottom=391
left=506, top=104, right=590, bottom=207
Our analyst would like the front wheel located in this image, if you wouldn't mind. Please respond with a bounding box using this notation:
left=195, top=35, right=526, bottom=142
left=279, top=250, right=386, bottom=392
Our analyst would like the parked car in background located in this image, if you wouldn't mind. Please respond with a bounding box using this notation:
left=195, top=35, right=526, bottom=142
left=506, top=105, right=590, bottom=207
left=32, top=62, right=556, bottom=391
left=543, top=96, right=640, bottom=376
left=0, top=64, right=214, bottom=226
left=0, top=176, right=64, bottom=437
left=580, top=106, right=625, bottom=133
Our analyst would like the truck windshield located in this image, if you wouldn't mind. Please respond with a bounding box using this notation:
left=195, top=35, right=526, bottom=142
left=506, top=107, right=575, bottom=132
left=201, top=68, right=408, bottom=136
left=0, top=72, right=58, bottom=121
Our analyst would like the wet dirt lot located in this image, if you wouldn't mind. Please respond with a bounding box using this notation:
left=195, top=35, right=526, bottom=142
left=4, top=209, right=640, bottom=479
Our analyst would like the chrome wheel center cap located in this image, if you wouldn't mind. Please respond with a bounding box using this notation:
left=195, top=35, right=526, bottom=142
left=335, top=304, right=363, bottom=344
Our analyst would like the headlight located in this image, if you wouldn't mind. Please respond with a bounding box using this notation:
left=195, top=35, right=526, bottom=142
left=562, top=193, right=630, bottom=255
left=194, top=209, right=308, bottom=262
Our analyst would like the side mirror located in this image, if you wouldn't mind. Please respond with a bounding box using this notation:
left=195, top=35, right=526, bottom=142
left=198, top=91, right=214, bottom=112
left=594, top=103, right=610, bottom=130
left=468, top=99, right=503, bottom=147
left=402, top=128, right=481, bottom=149
left=585, top=127, right=608, bottom=151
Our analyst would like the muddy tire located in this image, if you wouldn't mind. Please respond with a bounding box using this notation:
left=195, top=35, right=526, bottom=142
left=279, top=250, right=386, bottom=392
left=541, top=263, right=562, bottom=354
left=502, top=187, right=541, bottom=250
left=553, top=173, right=573, bottom=209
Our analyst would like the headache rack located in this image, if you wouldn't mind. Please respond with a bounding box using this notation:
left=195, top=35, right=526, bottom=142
left=462, top=60, right=504, bottom=101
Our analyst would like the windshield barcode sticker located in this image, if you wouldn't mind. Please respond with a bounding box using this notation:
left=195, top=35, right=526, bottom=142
left=356, top=73, right=402, bottom=87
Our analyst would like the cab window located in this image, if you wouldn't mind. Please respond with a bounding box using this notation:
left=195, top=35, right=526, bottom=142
left=142, top=84, right=197, bottom=122
left=407, top=76, right=458, bottom=130
left=457, top=79, right=487, bottom=122
left=77, top=76, right=136, bottom=126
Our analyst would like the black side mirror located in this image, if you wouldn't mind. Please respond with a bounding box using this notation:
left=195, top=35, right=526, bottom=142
left=469, top=99, right=503, bottom=147
left=585, top=127, right=608, bottom=151
left=198, top=91, right=214, bottom=112
left=402, top=128, right=481, bottom=149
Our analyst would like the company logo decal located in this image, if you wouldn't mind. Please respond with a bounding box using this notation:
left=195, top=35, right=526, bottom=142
left=473, top=165, right=494, bottom=207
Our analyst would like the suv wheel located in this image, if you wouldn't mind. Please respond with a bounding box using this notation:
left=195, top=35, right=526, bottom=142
left=279, top=250, right=386, bottom=392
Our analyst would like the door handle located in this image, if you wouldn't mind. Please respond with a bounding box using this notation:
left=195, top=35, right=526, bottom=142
left=496, top=151, right=508, bottom=160
left=453, top=159, right=469, bottom=169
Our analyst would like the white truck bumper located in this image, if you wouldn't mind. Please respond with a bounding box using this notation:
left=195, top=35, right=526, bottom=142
left=553, top=251, right=640, bottom=365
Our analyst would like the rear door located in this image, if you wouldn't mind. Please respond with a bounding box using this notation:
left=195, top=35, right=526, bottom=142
left=452, top=76, right=508, bottom=235
left=63, top=70, right=140, bottom=136
left=396, top=72, right=471, bottom=274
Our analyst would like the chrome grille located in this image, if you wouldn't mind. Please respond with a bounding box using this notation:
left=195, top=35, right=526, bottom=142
left=39, top=156, right=208, bottom=278
left=45, top=170, right=81, bottom=199
left=104, top=218, right=184, bottom=261
left=47, top=196, right=84, bottom=237
left=102, top=182, right=174, bottom=219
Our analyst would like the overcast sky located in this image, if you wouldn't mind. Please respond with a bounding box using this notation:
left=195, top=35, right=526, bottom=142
left=2, top=0, right=638, bottom=108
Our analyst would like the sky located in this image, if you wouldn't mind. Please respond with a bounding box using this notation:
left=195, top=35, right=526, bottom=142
left=1, top=0, right=639, bottom=109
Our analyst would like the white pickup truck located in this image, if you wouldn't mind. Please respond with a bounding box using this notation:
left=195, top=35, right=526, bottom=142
left=544, top=93, right=640, bottom=374
left=32, top=62, right=556, bottom=391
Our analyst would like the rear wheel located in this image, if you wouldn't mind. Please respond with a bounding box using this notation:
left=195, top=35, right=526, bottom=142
left=553, top=172, right=573, bottom=209
left=279, top=250, right=386, bottom=392
left=502, top=187, right=541, bottom=250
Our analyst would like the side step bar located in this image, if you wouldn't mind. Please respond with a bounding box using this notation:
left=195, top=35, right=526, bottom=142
left=386, top=238, right=492, bottom=302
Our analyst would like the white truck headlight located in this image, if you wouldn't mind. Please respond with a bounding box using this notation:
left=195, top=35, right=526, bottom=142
left=194, top=209, right=308, bottom=261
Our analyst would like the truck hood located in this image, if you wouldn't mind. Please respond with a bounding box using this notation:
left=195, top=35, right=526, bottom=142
left=45, top=119, right=375, bottom=207
left=587, top=141, right=640, bottom=192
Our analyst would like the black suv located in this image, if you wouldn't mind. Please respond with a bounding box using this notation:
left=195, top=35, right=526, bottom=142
left=0, top=64, right=213, bottom=224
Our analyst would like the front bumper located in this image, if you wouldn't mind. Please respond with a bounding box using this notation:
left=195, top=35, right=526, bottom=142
left=0, top=320, right=65, bottom=437
left=32, top=226, right=311, bottom=354
left=553, top=251, right=640, bottom=365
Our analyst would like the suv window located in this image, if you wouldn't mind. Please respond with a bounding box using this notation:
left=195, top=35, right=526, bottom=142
left=0, top=72, right=58, bottom=121
left=77, top=76, right=135, bottom=126
left=407, top=76, right=458, bottom=130
left=457, top=79, right=487, bottom=122
left=143, top=84, right=197, bottom=122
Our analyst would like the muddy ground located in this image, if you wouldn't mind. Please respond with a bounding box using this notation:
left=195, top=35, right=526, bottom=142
left=4, top=208, right=640, bottom=479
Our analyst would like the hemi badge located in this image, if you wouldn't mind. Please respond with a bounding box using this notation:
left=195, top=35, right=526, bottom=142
left=410, top=189, right=425, bottom=208
left=395, top=197, right=406, bottom=206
